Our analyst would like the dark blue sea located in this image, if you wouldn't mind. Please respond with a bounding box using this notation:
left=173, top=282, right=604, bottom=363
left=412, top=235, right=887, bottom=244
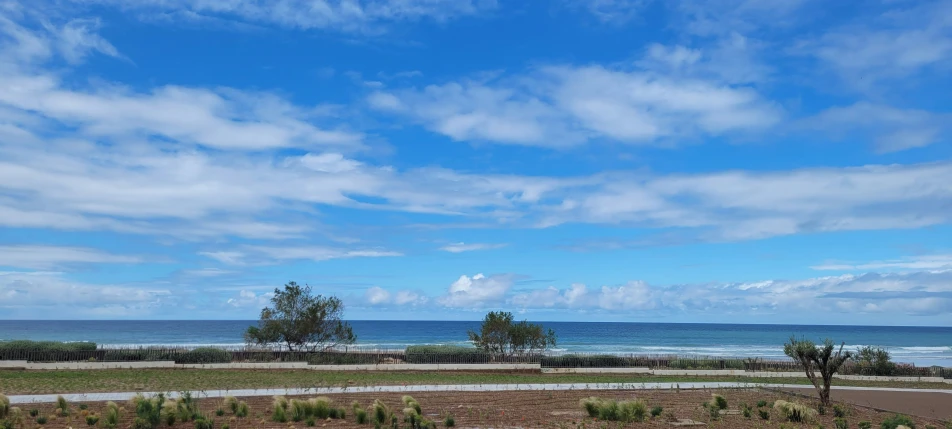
left=1, top=320, right=950, bottom=366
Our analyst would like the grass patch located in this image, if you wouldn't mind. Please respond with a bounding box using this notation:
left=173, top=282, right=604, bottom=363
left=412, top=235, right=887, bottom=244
left=773, top=400, right=817, bottom=423
left=579, top=397, right=648, bottom=422
left=880, top=414, right=916, bottom=429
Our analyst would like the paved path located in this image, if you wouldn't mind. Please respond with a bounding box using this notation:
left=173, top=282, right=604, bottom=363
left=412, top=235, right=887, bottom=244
left=7, top=382, right=952, bottom=405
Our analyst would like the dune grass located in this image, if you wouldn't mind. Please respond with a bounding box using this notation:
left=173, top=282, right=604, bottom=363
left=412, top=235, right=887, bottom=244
left=0, top=369, right=949, bottom=395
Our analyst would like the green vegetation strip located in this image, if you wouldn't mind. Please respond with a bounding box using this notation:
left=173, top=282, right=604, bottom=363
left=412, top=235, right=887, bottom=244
left=0, top=370, right=949, bottom=395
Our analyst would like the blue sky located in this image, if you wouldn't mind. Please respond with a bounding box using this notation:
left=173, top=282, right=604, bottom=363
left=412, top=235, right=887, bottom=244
left=0, top=0, right=951, bottom=325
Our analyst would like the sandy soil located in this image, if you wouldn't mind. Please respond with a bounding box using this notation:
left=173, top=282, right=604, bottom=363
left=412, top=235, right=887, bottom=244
left=781, top=386, right=952, bottom=420
left=12, top=389, right=949, bottom=429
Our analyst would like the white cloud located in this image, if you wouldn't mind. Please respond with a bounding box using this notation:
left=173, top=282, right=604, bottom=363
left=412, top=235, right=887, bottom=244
left=812, top=255, right=952, bottom=271
left=200, top=246, right=402, bottom=265
left=803, top=102, right=950, bottom=153
left=371, top=61, right=781, bottom=148
left=49, top=18, right=121, bottom=64
left=507, top=270, right=952, bottom=317
left=364, top=286, right=426, bottom=306
left=803, top=0, right=952, bottom=88
left=226, top=289, right=273, bottom=308
left=439, top=242, right=507, bottom=253
left=568, top=0, right=647, bottom=22
left=70, top=0, right=496, bottom=33
left=0, top=245, right=141, bottom=269
left=365, top=286, right=391, bottom=305
left=0, top=271, right=173, bottom=317
left=437, top=273, right=513, bottom=308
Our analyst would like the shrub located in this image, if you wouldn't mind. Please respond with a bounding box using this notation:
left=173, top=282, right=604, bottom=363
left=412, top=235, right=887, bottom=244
left=355, top=409, right=369, bottom=425
left=271, top=405, right=287, bottom=423
left=329, top=408, right=340, bottom=419
left=215, top=409, right=225, bottom=417
left=757, top=400, right=768, bottom=408
left=858, top=422, right=872, bottom=429
left=56, top=396, right=70, bottom=415
left=305, top=417, right=315, bottom=427
left=235, top=402, right=249, bottom=418
left=310, top=397, right=331, bottom=419
left=79, top=404, right=88, bottom=411
left=132, top=417, right=152, bottom=429
left=193, top=417, right=213, bottom=429
left=371, top=400, right=389, bottom=425
left=175, top=348, right=231, bottom=364
left=104, top=402, right=120, bottom=427
left=402, top=396, right=422, bottom=416
left=86, top=415, right=100, bottom=426
left=29, top=409, right=39, bottom=418
left=444, top=415, right=455, bottom=427
left=289, top=399, right=307, bottom=422
left=741, top=403, right=753, bottom=419
left=37, top=416, right=49, bottom=425
left=162, top=400, right=177, bottom=426
left=0, top=394, right=8, bottom=419
left=834, top=417, right=848, bottom=429
left=852, top=346, right=897, bottom=376
left=579, top=397, right=647, bottom=423
left=834, top=405, right=848, bottom=418
left=650, top=406, right=663, bottom=418
left=0, top=340, right=98, bottom=361
left=221, top=424, right=230, bottom=429
left=774, top=400, right=817, bottom=423
left=880, top=414, right=916, bottom=429
left=759, top=409, right=770, bottom=420
left=223, top=397, right=238, bottom=415
left=711, top=394, right=728, bottom=410
left=336, top=408, right=346, bottom=420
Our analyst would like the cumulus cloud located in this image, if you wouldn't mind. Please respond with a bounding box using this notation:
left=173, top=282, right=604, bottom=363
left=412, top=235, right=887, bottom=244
left=364, top=286, right=426, bottom=306
left=437, top=273, right=514, bottom=308
left=226, top=289, right=273, bottom=307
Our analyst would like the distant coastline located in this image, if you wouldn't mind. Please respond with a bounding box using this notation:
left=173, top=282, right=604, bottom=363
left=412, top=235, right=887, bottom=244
left=1, top=320, right=949, bottom=366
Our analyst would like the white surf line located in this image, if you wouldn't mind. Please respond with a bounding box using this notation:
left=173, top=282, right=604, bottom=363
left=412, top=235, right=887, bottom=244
left=7, top=383, right=951, bottom=404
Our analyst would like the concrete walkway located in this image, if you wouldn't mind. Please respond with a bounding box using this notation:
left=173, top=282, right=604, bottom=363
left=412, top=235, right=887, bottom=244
left=7, top=382, right=952, bottom=405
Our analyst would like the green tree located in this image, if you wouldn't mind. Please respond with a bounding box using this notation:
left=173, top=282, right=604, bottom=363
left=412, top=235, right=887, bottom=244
left=468, top=311, right=556, bottom=357
left=783, top=336, right=853, bottom=406
left=245, top=282, right=356, bottom=352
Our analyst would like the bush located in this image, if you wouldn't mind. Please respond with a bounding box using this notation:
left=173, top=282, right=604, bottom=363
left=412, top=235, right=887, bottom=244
left=541, top=354, right=646, bottom=368
left=311, top=397, right=331, bottom=419
left=174, top=348, right=231, bottom=364
left=223, top=397, right=238, bottom=415
left=858, top=422, right=871, bottom=429
left=336, top=408, right=346, bottom=420
left=0, top=340, right=98, bottom=361
left=221, top=424, right=230, bottom=429
left=132, top=417, right=152, bottom=429
left=759, top=409, right=770, bottom=420
left=289, top=399, right=307, bottom=422
left=355, top=409, right=369, bottom=425
left=669, top=358, right=746, bottom=370
left=215, top=409, right=225, bottom=417
left=29, top=410, right=39, bottom=418
left=193, top=417, right=213, bottom=429
left=86, top=415, right=100, bottom=426
left=757, top=400, right=768, bottom=408
left=741, top=403, right=752, bottom=419
left=305, top=417, right=315, bottom=427
left=579, top=397, right=647, bottom=423
left=444, top=415, right=455, bottom=427
left=371, top=400, right=389, bottom=425
left=37, top=416, right=48, bottom=425
left=650, top=406, right=663, bottom=418
left=852, top=346, right=897, bottom=376
left=774, top=400, right=817, bottom=423
left=834, top=417, right=849, bottom=429
left=880, top=414, right=916, bottom=429
left=104, top=402, right=120, bottom=427
left=0, top=394, right=7, bottom=419
left=405, top=345, right=492, bottom=364
left=271, top=405, right=287, bottom=423
left=56, top=396, right=70, bottom=415
left=402, top=396, right=422, bottom=416
left=162, top=400, right=177, bottom=426
left=235, top=402, right=248, bottom=418
left=711, top=394, right=728, bottom=410
left=834, top=405, right=848, bottom=418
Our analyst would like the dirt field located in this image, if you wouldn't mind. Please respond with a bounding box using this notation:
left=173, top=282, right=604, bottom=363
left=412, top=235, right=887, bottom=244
left=781, top=386, right=952, bottom=420
left=11, top=389, right=950, bottom=429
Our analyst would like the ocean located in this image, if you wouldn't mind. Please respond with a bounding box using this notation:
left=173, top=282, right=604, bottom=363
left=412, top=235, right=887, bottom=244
left=1, top=320, right=950, bottom=367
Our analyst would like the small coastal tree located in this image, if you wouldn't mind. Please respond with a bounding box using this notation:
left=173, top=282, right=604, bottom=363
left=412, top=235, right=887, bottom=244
left=852, top=346, right=896, bottom=376
left=783, top=337, right=853, bottom=406
left=245, top=281, right=356, bottom=352
left=468, top=311, right=556, bottom=357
